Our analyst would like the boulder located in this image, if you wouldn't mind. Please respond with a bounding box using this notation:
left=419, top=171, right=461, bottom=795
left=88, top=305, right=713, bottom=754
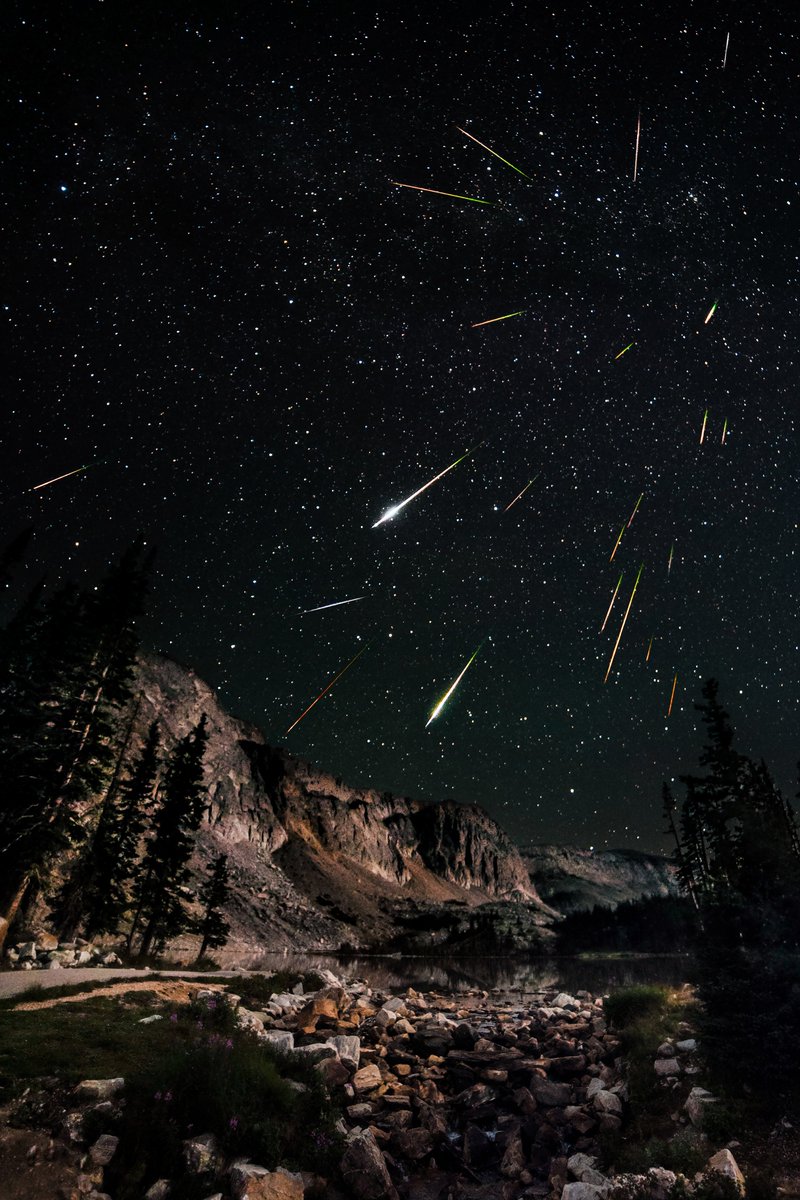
left=684, top=1086, right=717, bottom=1128
left=552, top=994, right=580, bottom=1010
left=230, top=1162, right=304, bottom=1200
left=74, top=1079, right=125, bottom=1103
left=653, top=1058, right=680, bottom=1077
left=353, top=1063, right=383, bottom=1093
left=340, top=1128, right=400, bottom=1199
left=561, top=1183, right=609, bottom=1200
left=501, top=1129, right=526, bottom=1179
left=291, top=1043, right=337, bottom=1063
left=567, top=1154, right=598, bottom=1179
left=530, top=1076, right=571, bottom=1106
left=676, top=1038, right=697, bottom=1053
left=390, top=1127, right=434, bottom=1162
left=183, top=1132, right=220, bottom=1175
left=326, top=1034, right=361, bottom=1069
left=592, top=1090, right=622, bottom=1115
left=36, top=931, right=59, bottom=951
left=144, top=1182, right=172, bottom=1200
left=262, top=1031, right=295, bottom=1052
left=705, top=1149, right=745, bottom=1195
left=89, top=1134, right=119, bottom=1167
left=656, top=1041, right=675, bottom=1058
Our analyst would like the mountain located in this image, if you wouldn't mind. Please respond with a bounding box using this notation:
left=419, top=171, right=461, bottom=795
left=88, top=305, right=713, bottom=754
left=521, top=843, right=679, bottom=914
left=129, top=654, right=557, bottom=961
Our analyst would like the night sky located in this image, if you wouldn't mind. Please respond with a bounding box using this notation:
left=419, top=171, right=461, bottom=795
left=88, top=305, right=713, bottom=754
left=5, top=3, right=800, bottom=851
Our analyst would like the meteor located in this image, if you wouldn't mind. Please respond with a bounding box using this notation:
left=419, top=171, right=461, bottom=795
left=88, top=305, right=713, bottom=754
left=722, top=31, right=730, bottom=70
left=601, top=573, right=624, bottom=632
left=627, top=492, right=643, bottom=528
left=700, top=409, right=709, bottom=444
left=721, top=417, right=728, bottom=444
left=471, top=310, right=525, bottom=328
left=504, top=474, right=539, bottom=512
left=668, top=543, right=675, bottom=573
left=667, top=674, right=678, bottom=717
left=455, top=126, right=531, bottom=179
left=372, top=443, right=483, bottom=528
left=301, top=596, right=365, bottom=615
left=615, top=342, right=634, bottom=360
left=646, top=637, right=654, bottom=662
left=632, top=111, right=641, bottom=182
left=604, top=563, right=643, bottom=683
left=426, top=644, right=483, bottom=727
left=704, top=300, right=718, bottom=324
left=391, top=181, right=494, bottom=206
left=610, top=523, right=625, bottom=563
left=33, top=463, right=94, bottom=491
left=285, top=645, right=368, bottom=735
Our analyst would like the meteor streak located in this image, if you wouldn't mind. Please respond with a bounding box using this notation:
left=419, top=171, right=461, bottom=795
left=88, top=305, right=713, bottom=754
left=504, top=474, right=539, bottom=512
left=601, top=573, right=623, bottom=632
left=426, top=644, right=483, bottom=727
left=610, top=523, right=625, bottom=563
left=667, top=674, right=678, bottom=717
left=722, top=31, right=730, bottom=69
left=604, top=563, right=643, bottom=683
left=302, top=596, right=365, bottom=614
left=627, top=493, right=643, bottom=528
left=704, top=300, right=718, bottom=324
left=285, top=645, right=368, bottom=735
left=633, top=111, right=641, bottom=182
left=455, top=126, right=531, bottom=179
left=391, top=181, right=494, bottom=206
left=721, top=417, right=728, bottom=444
left=615, top=342, right=634, bottom=360
left=372, top=443, right=482, bottom=528
left=700, top=409, right=708, bottom=444
left=33, top=463, right=94, bottom=491
left=471, top=310, right=525, bottom=328
left=668, top=544, right=675, bottom=573
left=646, top=637, right=654, bottom=662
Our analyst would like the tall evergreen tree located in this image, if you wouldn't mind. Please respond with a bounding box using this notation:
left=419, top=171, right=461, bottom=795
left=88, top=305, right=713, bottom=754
left=132, top=715, right=209, bottom=959
left=195, top=852, right=231, bottom=961
left=0, top=542, right=152, bottom=951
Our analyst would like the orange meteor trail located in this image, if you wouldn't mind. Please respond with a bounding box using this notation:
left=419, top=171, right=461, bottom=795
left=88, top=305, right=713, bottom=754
left=504, top=473, right=539, bottom=512
left=391, top=181, right=494, bottom=206
left=615, top=342, right=634, bottom=360
left=667, top=674, right=678, bottom=717
left=372, top=442, right=483, bottom=528
left=471, top=310, right=525, bottom=328
left=704, top=300, right=718, bottom=324
left=700, top=409, right=708, bottom=444
left=455, top=126, right=531, bottom=179
left=610, top=523, right=625, bottom=563
left=604, top=563, right=643, bottom=683
left=285, top=645, right=367, bottom=735
left=633, top=111, right=641, bottom=182
left=627, top=493, right=643, bottom=528
left=33, top=463, right=92, bottom=491
left=646, top=637, right=654, bottom=662
left=601, top=573, right=623, bottom=632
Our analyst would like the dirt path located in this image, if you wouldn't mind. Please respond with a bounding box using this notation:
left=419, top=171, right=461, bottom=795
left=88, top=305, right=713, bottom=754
left=13, top=978, right=231, bottom=1010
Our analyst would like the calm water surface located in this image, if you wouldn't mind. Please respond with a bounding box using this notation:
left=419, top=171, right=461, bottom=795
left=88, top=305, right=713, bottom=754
left=247, top=953, right=693, bottom=995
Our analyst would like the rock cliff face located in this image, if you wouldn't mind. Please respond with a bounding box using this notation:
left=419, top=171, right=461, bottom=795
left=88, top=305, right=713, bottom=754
left=521, top=844, right=679, bottom=914
left=132, top=654, right=551, bottom=960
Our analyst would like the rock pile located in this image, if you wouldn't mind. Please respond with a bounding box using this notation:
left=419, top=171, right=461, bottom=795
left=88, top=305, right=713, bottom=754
left=5, top=935, right=122, bottom=971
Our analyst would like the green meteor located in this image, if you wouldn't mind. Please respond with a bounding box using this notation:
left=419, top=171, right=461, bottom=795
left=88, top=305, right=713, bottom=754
left=456, top=126, right=531, bottom=179
left=471, top=309, right=525, bottom=328
left=426, top=643, right=484, bottom=727
left=614, top=342, right=634, bottom=360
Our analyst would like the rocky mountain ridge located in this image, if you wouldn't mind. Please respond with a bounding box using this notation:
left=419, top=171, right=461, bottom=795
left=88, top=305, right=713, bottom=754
left=131, top=654, right=556, bottom=960
left=521, top=844, right=678, bottom=914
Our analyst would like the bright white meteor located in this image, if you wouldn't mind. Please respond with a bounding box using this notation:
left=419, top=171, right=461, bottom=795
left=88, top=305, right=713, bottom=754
left=301, top=596, right=365, bottom=614
left=372, top=443, right=483, bottom=528
left=426, top=644, right=483, bottom=727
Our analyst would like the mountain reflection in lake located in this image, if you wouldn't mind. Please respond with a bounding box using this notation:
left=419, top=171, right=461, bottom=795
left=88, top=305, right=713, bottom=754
left=246, top=953, right=693, bottom=995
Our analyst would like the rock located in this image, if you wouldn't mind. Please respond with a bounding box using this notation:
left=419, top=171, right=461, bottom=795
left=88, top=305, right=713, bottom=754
left=654, top=1058, right=681, bottom=1077
left=327, top=1034, right=361, bottom=1069
left=36, top=931, right=59, bottom=951
left=464, top=1123, right=494, bottom=1167
left=552, top=993, right=580, bottom=1010
left=676, top=1039, right=697, bottom=1053
left=705, top=1150, right=745, bottom=1195
left=340, top=1128, right=400, bottom=1199
left=291, top=1043, right=337, bottom=1063
left=647, top=1167, right=677, bottom=1200
left=530, top=1076, right=571, bottom=1106
left=144, top=1182, right=172, bottom=1200
left=592, top=1090, right=622, bottom=1115
left=319, top=1056, right=351, bottom=1087
left=567, top=1154, right=598, bottom=1179
left=347, top=1102, right=375, bottom=1121
left=138, top=1014, right=163, bottom=1024
left=684, top=1086, right=717, bottom=1128
left=656, top=1041, right=676, bottom=1057
left=17, top=941, right=37, bottom=960
left=501, top=1129, right=526, bottom=1179
left=45, top=958, right=63, bottom=970
left=262, top=1031, right=295, bottom=1052
left=391, top=1127, right=434, bottom=1162
left=74, top=1079, right=125, bottom=1103
left=230, top=1162, right=304, bottom=1200
left=352, top=1063, right=383, bottom=1093
left=561, top=1184, right=609, bottom=1200
left=88, top=1134, right=119, bottom=1167
left=183, top=1133, right=220, bottom=1175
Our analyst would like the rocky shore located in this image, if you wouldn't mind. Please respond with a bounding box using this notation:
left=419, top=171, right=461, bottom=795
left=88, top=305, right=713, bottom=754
left=3, top=972, right=749, bottom=1200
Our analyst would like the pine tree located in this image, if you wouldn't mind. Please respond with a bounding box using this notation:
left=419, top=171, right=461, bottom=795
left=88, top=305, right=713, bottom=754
left=132, top=716, right=209, bottom=960
left=195, top=853, right=231, bottom=962
left=0, top=543, right=152, bottom=951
